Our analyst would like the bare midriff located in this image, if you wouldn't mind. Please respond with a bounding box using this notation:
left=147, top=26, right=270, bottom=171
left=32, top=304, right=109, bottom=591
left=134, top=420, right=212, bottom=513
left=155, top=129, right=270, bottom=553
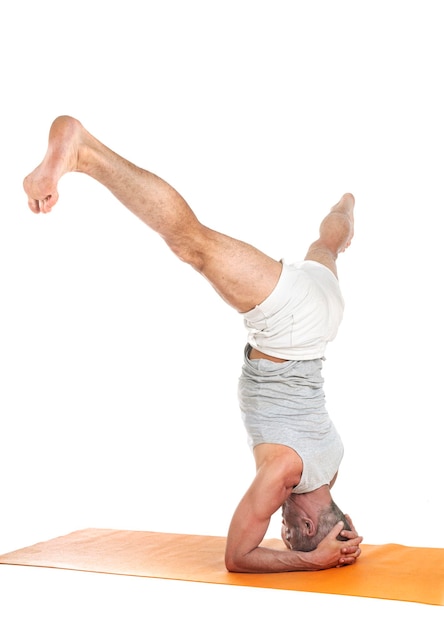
left=248, top=347, right=289, bottom=363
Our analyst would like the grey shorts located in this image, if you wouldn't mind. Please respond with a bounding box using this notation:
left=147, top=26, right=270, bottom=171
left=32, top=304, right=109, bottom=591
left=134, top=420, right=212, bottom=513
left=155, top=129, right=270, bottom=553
left=238, top=345, right=344, bottom=493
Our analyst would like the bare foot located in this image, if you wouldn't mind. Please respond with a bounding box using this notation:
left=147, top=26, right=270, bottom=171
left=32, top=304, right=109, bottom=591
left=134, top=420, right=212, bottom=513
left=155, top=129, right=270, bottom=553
left=23, top=116, right=84, bottom=214
left=331, top=193, right=355, bottom=253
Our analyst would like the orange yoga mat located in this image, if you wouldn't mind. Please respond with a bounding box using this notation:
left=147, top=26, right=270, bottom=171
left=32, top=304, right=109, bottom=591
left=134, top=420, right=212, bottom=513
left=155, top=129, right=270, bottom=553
left=1, top=529, right=443, bottom=605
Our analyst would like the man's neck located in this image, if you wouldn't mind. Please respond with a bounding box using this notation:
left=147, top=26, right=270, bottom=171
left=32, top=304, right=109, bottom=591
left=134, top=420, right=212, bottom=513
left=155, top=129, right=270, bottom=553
left=294, top=485, right=332, bottom=516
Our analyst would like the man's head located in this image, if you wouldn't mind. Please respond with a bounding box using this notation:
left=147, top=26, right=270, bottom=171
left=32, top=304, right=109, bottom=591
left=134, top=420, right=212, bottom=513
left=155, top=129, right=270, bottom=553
left=281, top=492, right=351, bottom=552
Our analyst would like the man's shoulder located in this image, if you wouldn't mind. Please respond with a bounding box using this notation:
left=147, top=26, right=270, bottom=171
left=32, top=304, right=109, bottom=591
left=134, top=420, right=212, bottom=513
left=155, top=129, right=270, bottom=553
left=254, top=443, right=303, bottom=488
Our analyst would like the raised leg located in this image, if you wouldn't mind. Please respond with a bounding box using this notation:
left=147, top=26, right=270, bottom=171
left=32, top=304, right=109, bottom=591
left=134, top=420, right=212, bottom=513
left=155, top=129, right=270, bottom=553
left=23, top=116, right=282, bottom=313
left=304, top=193, right=355, bottom=278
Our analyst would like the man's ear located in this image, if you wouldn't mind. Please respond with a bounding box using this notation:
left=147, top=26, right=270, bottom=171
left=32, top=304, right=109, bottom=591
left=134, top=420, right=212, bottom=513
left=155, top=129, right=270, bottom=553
left=302, top=517, right=316, bottom=537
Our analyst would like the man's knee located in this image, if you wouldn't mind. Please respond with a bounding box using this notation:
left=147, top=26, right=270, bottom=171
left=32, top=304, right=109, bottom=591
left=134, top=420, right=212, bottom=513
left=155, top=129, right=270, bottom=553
left=304, top=244, right=338, bottom=276
left=167, top=235, right=206, bottom=271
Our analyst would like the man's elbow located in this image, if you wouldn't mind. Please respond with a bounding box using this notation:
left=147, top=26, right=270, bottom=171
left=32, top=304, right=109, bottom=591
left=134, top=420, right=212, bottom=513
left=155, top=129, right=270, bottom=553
left=224, top=549, right=247, bottom=573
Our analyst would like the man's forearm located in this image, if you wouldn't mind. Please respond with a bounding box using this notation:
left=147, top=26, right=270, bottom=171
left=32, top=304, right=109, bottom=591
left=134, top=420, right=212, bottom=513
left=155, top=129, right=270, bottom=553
left=225, top=520, right=362, bottom=573
left=225, top=544, right=320, bottom=573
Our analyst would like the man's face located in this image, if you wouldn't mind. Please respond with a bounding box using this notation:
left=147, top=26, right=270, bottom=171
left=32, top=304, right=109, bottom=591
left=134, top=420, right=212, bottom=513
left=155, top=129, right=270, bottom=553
left=281, top=497, right=306, bottom=550
left=281, top=518, right=298, bottom=550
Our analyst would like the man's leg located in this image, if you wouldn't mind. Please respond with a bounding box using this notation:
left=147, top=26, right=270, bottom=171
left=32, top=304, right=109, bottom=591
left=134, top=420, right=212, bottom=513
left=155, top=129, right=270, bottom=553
left=304, top=193, right=355, bottom=278
left=23, top=116, right=282, bottom=313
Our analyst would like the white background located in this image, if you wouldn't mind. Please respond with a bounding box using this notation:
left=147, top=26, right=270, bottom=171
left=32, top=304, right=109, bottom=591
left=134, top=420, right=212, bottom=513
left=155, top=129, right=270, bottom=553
left=1, top=1, right=443, bottom=623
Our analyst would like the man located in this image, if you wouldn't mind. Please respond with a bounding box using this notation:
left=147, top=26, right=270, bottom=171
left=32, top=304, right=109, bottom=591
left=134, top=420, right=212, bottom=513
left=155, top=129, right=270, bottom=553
left=23, top=115, right=363, bottom=573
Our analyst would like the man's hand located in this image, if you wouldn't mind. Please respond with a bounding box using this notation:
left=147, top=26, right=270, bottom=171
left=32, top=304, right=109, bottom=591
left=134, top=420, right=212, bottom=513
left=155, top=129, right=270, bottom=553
left=308, top=516, right=363, bottom=570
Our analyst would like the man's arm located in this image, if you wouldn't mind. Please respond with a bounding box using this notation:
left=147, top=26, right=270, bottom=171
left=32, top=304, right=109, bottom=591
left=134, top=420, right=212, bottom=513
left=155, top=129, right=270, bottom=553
left=225, top=460, right=362, bottom=573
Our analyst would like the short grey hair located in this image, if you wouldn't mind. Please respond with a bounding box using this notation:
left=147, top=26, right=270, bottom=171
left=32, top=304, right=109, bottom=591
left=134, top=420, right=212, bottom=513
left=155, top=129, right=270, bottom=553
left=291, top=501, right=351, bottom=552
